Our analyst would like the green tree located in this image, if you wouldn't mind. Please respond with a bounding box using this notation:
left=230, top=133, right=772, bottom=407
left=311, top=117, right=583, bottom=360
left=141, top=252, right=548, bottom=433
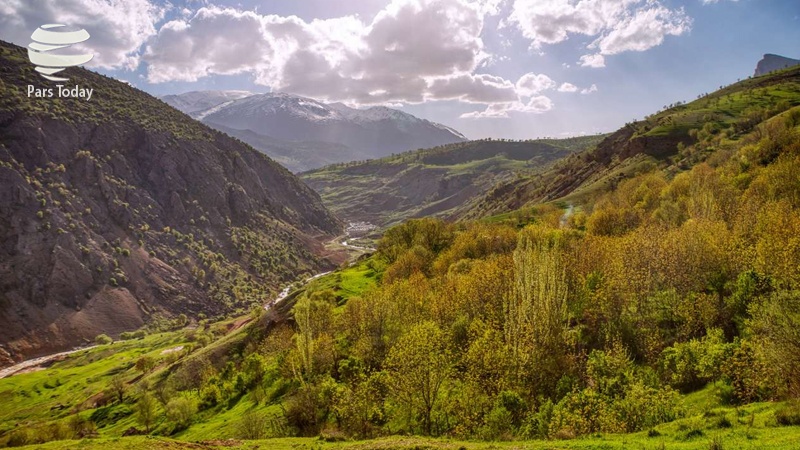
left=385, top=321, right=452, bottom=435
left=135, top=392, right=157, bottom=433
left=135, top=355, right=156, bottom=373
left=109, top=374, right=126, bottom=404
left=504, top=225, right=569, bottom=396
left=749, top=291, right=800, bottom=398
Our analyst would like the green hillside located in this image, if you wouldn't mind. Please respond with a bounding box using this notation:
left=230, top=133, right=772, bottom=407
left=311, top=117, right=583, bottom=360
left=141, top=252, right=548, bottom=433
left=464, top=65, right=800, bottom=219
left=301, top=135, right=604, bottom=227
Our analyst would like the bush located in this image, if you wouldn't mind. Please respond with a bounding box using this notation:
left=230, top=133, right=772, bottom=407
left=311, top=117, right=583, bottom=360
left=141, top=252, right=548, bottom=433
left=6, top=429, right=30, bottom=447
left=521, top=399, right=554, bottom=439
left=166, top=397, right=197, bottom=431
left=659, top=329, right=732, bottom=392
left=238, top=410, right=268, bottom=439
left=775, top=401, right=800, bottom=426
left=721, top=340, right=775, bottom=404
left=95, top=334, right=113, bottom=345
left=479, top=406, right=513, bottom=440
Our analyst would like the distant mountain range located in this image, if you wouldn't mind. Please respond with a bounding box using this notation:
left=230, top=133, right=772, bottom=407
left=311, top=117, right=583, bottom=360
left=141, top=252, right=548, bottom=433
left=162, top=91, right=467, bottom=172
left=754, top=54, right=800, bottom=77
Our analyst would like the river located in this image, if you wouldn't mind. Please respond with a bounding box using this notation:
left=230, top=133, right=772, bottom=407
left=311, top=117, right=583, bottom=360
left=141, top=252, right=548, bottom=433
left=1, top=221, right=378, bottom=379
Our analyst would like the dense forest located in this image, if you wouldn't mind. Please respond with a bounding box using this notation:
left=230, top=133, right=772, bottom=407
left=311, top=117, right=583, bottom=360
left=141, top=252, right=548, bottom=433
left=270, top=104, right=800, bottom=439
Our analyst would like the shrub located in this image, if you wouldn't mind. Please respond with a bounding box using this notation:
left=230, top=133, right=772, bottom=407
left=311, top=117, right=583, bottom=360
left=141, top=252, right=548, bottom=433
left=479, top=406, right=513, bottom=440
left=166, top=396, right=197, bottom=431
left=721, top=340, right=775, bottom=404
left=6, top=429, right=30, bottom=447
left=95, top=334, right=113, bottom=345
left=238, top=410, right=268, bottom=439
left=521, top=399, right=554, bottom=439
left=775, top=401, right=800, bottom=426
left=659, top=329, right=732, bottom=392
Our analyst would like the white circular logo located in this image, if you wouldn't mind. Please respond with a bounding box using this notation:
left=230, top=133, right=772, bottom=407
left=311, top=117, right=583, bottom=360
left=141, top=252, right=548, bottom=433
left=28, top=24, right=93, bottom=82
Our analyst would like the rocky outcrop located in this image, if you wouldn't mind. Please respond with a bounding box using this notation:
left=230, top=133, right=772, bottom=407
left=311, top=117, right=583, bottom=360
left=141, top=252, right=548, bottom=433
left=754, top=54, right=800, bottom=77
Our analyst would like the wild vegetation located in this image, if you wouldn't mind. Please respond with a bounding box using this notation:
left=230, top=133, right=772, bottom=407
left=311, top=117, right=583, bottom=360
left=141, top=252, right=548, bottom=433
left=2, top=81, right=799, bottom=448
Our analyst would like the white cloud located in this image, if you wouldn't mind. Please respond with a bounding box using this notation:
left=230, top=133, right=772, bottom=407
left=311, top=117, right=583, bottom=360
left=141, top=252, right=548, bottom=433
left=144, top=0, right=506, bottom=105
left=579, top=53, right=606, bottom=68
left=558, top=82, right=578, bottom=92
left=427, top=73, right=518, bottom=103
left=508, top=0, right=691, bottom=67
left=461, top=95, right=553, bottom=118
left=0, top=0, right=164, bottom=70
left=581, top=83, right=598, bottom=94
left=515, top=72, right=556, bottom=96
left=591, top=4, right=691, bottom=55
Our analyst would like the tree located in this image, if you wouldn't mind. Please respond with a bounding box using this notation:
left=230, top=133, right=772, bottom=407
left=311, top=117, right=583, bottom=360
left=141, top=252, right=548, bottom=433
left=385, top=321, right=452, bottom=435
left=109, top=374, right=127, bottom=404
left=135, top=355, right=157, bottom=373
left=749, top=291, right=800, bottom=398
left=504, top=225, right=569, bottom=395
left=135, top=392, right=157, bottom=433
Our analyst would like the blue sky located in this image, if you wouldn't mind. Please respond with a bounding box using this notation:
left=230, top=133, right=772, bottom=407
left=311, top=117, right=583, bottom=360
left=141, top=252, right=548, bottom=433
left=2, top=0, right=799, bottom=139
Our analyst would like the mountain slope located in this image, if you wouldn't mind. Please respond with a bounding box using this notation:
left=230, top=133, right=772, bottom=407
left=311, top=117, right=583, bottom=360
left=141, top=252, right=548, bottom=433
left=301, top=136, right=604, bottom=227
left=754, top=53, right=800, bottom=76
left=0, top=41, right=341, bottom=366
left=465, top=64, right=800, bottom=219
left=163, top=91, right=467, bottom=171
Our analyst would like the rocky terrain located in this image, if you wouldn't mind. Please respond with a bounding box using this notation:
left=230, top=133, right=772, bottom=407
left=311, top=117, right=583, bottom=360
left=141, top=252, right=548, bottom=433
left=754, top=53, right=800, bottom=76
left=0, top=41, right=341, bottom=366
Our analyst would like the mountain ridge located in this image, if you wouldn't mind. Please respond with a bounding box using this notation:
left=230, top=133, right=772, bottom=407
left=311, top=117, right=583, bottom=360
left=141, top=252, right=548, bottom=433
left=0, top=40, right=341, bottom=366
left=465, top=63, right=800, bottom=219
left=754, top=53, right=800, bottom=77
left=163, top=90, right=467, bottom=171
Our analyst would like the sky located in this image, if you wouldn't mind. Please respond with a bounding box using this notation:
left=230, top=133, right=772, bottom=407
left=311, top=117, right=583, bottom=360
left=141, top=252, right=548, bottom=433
left=2, top=0, right=799, bottom=140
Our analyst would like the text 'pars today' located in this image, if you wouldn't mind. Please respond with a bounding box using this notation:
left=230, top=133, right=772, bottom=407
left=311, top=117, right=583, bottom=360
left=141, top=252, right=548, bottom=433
left=27, top=85, right=93, bottom=101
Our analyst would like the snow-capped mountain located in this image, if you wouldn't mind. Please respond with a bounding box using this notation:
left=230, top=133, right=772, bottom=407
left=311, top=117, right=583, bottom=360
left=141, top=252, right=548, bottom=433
left=161, top=91, right=467, bottom=170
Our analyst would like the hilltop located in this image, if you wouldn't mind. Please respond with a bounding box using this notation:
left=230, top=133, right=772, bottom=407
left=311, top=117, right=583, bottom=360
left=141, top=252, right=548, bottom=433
left=754, top=54, right=800, bottom=77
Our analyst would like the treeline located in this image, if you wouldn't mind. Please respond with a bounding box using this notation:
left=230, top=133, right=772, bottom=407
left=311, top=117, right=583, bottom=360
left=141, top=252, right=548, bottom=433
left=271, top=107, right=800, bottom=439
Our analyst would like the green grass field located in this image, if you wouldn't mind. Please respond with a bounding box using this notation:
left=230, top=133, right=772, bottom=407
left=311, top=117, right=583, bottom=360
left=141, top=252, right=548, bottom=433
left=301, top=259, right=379, bottom=303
